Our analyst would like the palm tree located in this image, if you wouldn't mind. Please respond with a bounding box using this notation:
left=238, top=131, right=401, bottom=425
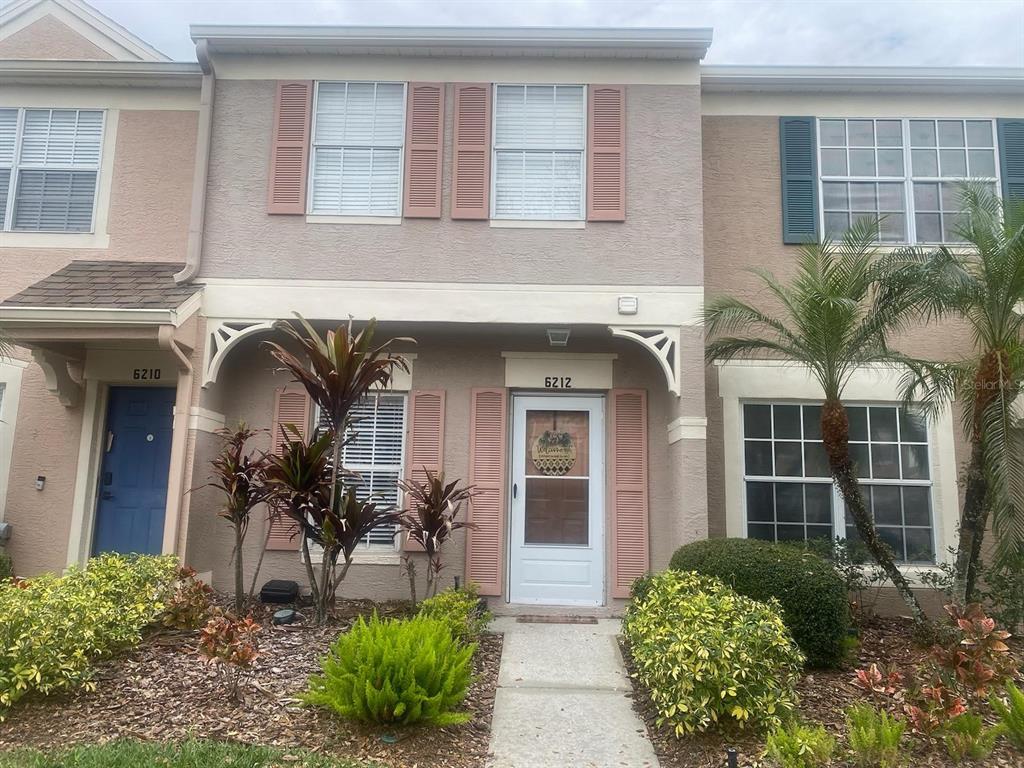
left=885, top=185, right=1024, bottom=604
left=704, top=220, right=927, bottom=625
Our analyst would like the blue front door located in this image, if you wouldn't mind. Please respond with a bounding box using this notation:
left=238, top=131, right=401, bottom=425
left=92, top=386, right=175, bottom=556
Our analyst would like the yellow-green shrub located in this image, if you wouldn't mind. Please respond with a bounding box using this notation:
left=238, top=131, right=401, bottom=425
left=303, top=613, right=474, bottom=726
left=622, top=570, right=804, bottom=735
left=0, top=553, right=179, bottom=715
left=417, top=583, right=491, bottom=643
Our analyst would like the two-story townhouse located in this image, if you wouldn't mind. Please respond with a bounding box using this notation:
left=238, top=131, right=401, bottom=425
left=0, top=0, right=203, bottom=575
left=700, top=67, right=1024, bottom=611
left=179, top=25, right=713, bottom=608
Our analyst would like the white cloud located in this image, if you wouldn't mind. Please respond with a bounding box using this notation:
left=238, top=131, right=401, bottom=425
left=90, top=0, right=1024, bottom=67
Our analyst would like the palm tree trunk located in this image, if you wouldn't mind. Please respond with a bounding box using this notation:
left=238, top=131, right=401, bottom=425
left=233, top=521, right=245, bottom=615
left=821, top=399, right=927, bottom=626
left=954, top=438, right=989, bottom=604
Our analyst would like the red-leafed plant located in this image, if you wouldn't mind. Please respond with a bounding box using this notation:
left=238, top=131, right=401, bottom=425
left=932, top=602, right=1016, bottom=698
left=853, top=662, right=904, bottom=700
left=160, top=567, right=213, bottom=629
left=204, top=425, right=272, bottom=614
left=904, top=681, right=968, bottom=737
left=397, top=470, right=475, bottom=604
left=198, top=612, right=261, bottom=700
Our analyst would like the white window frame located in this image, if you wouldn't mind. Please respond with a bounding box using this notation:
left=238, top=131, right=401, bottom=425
left=490, top=83, right=588, bottom=222
left=306, top=81, right=407, bottom=219
left=313, top=390, right=408, bottom=554
left=816, top=117, right=1001, bottom=246
left=740, top=400, right=937, bottom=564
left=1, top=107, right=105, bottom=234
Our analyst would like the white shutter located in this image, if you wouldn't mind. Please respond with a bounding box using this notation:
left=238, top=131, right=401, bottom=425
left=493, top=85, right=585, bottom=220
left=0, top=110, right=17, bottom=166
left=20, top=109, right=102, bottom=168
left=310, top=82, right=405, bottom=216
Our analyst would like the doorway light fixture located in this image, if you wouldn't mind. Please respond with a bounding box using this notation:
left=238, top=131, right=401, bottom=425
left=546, top=328, right=571, bottom=347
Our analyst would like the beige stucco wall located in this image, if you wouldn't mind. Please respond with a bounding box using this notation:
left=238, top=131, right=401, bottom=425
left=184, top=327, right=699, bottom=606
left=701, top=113, right=975, bottom=545
left=0, top=15, right=115, bottom=61
left=0, top=108, right=198, bottom=577
left=199, top=79, right=704, bottom=286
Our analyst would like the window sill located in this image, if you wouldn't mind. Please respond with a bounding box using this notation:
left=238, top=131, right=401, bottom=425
left=0, top=231, right=109, bottom=249
left=305, top=215, right=402, bottom=226
left=489, top=219, right=586, bottom=230
left=306, top=548, right=401, bottom=566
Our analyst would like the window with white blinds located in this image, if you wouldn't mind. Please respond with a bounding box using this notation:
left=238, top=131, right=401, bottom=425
left=309, top=82, right=406, bottom=217
left=0, top=108, right=104, bottom=233
left=316, top=392, right=407, bottom=547
left=492, top=84, right=586, bottom=220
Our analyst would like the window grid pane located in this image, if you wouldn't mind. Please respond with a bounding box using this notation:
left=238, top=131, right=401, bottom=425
left=493, top=84, right=585, bottom=220
left=743, top=401, right=934, bottom=562
left=317, top=392, right=407, bottom=547
left=311, top=82, right=405, bottom=216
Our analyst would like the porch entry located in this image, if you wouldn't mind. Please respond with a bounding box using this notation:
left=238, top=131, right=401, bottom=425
left=509, top=394, right=605, bottom=606
left=91, top=386, right=175, bottom=556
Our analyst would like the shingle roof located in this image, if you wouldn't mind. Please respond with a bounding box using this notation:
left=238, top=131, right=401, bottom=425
left=1, top=261, right=200, bottom=310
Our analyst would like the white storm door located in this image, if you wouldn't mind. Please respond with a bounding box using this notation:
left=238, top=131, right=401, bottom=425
left=509, top=395, right=605, bottom=606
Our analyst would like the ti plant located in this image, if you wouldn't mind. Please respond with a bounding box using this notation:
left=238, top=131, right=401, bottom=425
left=397, top=470, right=475, bottom=603
left=262, top=317, right=410, bottom=624
left=204, top=424, right=272, bottom=614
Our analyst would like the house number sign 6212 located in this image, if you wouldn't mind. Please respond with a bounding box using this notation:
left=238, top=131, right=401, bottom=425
left=544, top=376, right=572, bottom=389
left=132, top=368, right=162, bottom=381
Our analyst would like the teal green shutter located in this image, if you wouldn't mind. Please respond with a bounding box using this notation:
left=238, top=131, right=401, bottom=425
left=779, top=116, right=819, bottom=244
left=998, top=118, right=1024, bottom=228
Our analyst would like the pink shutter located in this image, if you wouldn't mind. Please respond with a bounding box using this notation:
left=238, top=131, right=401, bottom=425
left=265, top=385, right=312, bottom=550
left=403, top=83, right=445, bottom=218
left=403, top=390, right=446, bottom=551
left=610, top=389, right=649, bottom=598
left=267, top=80, right=312, bottom=215
left=451, top=83, right=491, bottom=219
left=587, top=85, right=626, bottom=222
left=465, top=388, right=507, bottom=595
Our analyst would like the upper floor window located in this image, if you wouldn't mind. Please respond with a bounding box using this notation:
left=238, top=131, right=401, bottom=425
left=0, top=108, right=104, bottom=233
left=316, top=392, right=407, bottom=548
left=492, top=84, right=586, bottom=220
left=743, top=402, right=935, bottom=564
left=309, top=82, right=406, bottom=217
left=818, top=118, right=998, bottom=245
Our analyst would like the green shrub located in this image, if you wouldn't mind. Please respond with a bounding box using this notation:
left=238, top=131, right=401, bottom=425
left=0, top=553, right=179, bottom=715
left=0, top=549, right=11, bottom=582
left=991, top=681, right=1024, bottom=750
left=846, top=703, right=905, bottom=768
left=941, top=712, right=1002, bottom=762
left=622, top=570, right=804, bottom=735
left=303, top=613, right=475, bottom=726
left=765, top=721, right=836, bottom=768
left=670, top=538, right=850, bottom=668
left=418, top=583, right=491, bottom=643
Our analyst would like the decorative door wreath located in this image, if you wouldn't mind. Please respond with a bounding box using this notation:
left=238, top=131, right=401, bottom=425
left=531, top=426, right=577, bottom=476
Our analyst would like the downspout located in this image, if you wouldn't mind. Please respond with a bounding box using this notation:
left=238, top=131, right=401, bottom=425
left=174, top=38, right=215, bottom=285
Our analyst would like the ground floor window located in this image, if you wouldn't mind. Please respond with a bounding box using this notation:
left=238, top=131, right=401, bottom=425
left=742, top=401, right=935, bottom=564
left=316, top=392, right=407, bottom=547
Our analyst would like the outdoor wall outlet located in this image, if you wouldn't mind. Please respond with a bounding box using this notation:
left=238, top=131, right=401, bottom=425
left=0, top=522, right=10, bottom=542
left=35, top=475, right=45, bottom=491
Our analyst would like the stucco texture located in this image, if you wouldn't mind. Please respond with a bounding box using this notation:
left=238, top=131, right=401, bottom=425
left=0, top=109, right=198, bottom=576
left=199, top=80, right=704, bottom=286
left=701, top=114, right=976, bottom=549
left=0, top=15, right=115, bottom=61
left=184, top=327, right=696, bottom=606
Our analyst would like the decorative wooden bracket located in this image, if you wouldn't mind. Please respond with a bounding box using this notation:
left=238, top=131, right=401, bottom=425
left=31, top=348, right=83, bottom=407
left=608, top=325, right=681, bottom=396
left=202, top=319, right=277, bottom=386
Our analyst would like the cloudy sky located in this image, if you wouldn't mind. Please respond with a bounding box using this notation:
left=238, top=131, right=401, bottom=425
left=87, top=0, right=1024, bottom=67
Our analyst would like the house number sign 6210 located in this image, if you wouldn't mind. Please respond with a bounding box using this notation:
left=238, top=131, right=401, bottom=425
left=544, top=376, right=572, bottom=389
left=132, top=368, right=162, bottom=381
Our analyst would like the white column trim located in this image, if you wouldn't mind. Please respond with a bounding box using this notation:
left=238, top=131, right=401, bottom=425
left=187, top=406, right=226, bottom=433
left=608, top=325, right=681, bottom=396
left=0, top=359, right=26, bottom=523
left=667, top=416, right=707, bottom=443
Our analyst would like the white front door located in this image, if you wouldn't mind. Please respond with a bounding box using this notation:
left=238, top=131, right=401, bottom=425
left=509, top=394, right=605, bottom=606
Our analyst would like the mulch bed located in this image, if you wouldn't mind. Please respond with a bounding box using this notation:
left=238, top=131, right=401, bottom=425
left=0, top=598, right=503, bottom=768
left=622, top=615, right=1023, bottom=768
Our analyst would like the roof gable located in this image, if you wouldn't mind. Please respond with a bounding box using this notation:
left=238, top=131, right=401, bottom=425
left=0, top=0, right=168, bottom=62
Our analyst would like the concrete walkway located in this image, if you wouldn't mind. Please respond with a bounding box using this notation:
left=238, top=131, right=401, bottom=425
left=487, top=617, right=659, bottom=768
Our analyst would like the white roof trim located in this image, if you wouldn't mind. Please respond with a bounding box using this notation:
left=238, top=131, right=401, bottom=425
left=701, top=65, right=1024, bottom=94
left=191, top=25, right=714, bottom=60
left=0, top=291, right=201, bottom=328
left=0, top=0, right=170, bottom=62
left=0, top=58, right=202, bottom=86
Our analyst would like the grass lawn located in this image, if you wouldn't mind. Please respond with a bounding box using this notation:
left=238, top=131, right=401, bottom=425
left=0, top=740, right=379, bottom=768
